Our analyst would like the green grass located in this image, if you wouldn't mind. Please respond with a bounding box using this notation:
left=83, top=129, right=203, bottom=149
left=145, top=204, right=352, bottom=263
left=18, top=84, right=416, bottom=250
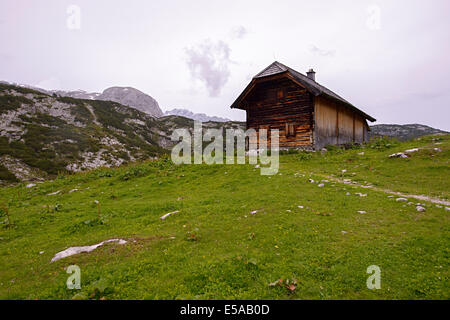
left=0, top=136, right=448, bottom=300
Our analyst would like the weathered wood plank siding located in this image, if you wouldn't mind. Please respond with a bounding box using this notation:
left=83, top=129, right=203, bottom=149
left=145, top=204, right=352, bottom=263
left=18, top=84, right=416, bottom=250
left=243, top=77, right=314, bottom=149
left=314, top=96, right=337, bottom=148
left=314, top=96, right=369, bottom=149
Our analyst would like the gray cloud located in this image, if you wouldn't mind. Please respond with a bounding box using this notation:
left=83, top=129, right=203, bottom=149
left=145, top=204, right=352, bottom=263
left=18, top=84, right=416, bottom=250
left=230, top=26, right=247, bottom=39
left=310, top=45, right=336, bottom=57
left=185, top=39, right=231, bottom=97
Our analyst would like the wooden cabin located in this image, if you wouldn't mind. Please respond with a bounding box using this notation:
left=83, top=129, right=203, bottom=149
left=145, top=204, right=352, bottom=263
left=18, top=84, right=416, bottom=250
left=230, top=61, right=376, bottom=150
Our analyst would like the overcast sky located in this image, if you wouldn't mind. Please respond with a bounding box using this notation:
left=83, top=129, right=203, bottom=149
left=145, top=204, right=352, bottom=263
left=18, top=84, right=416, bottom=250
left=1, top=0, right=449, bottom=130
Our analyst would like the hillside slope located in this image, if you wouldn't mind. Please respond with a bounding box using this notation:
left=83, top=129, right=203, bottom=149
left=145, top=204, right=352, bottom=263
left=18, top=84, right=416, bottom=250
left=0, top=134, right=448, bottom=299
left=0, top=83, right=243, bottom=183
left=0, top=83, right=170, bottom=182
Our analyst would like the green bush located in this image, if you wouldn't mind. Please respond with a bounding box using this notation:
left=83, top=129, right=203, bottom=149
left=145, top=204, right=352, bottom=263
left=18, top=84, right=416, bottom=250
left=0, top=95, right=33, bottom=114
left=368, top=137, right=398, bottom=150
left=298, top=152, right=313, bottom=160
left=0, top=165, right=18, bottom=182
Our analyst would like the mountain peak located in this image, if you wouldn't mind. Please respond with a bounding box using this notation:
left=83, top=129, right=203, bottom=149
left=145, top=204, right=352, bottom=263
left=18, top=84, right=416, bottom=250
left=98, top=86, right=163, bottom=117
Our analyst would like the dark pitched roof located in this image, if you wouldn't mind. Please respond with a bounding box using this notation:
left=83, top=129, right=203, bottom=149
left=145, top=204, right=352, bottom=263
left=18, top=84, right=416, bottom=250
left=231, top=61, right=376, bottom=122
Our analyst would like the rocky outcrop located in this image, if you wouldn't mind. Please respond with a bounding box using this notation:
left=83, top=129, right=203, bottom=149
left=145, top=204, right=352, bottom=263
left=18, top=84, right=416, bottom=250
left=370, top=124, right=448, bottom=141
left=98, top=87, right=163, bottom=117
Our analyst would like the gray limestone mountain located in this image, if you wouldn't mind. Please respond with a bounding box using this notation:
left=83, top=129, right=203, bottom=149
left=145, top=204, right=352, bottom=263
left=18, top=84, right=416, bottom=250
left=164, top=108, right=231, bottom=122
left=97, top=87, right=163, bottom=118
left=0, top=82, right=163, bottom=118
left=53, top=86, right=163, bottom=118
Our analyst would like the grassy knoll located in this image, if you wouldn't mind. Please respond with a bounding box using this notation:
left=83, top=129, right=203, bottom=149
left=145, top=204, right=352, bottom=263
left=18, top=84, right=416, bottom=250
left=0, top=135, right=448, bottom=299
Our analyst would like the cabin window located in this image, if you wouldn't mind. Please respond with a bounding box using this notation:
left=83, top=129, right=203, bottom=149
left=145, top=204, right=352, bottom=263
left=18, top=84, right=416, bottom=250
left=285, top=123, right=295, bottom=137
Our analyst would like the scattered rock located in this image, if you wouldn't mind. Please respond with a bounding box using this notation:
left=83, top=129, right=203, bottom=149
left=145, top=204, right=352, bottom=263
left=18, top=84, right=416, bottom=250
left=250, top=210, right=258, bottom=215
left=318, top=184, right=325, bottom=188
left=396, top=198, right=408, bottom=202
left=389, top=152, right=409, bottom=158
left=341, top=231, right=348, bottom=235
left=357, top=211, right=367, bottom=214
left=68, top=188, right=79, bottom=193
left=160, top=210, right=180, bottom=220
left=346, top=192, right=351, bottom=196
left=355, top=193, right=367, bottom=197
left=416, top=206, right=426, bottom=212
left=298, top=206, right=304, bottom=209
left=26, top=183, right=36, bottom=188
left=389, top=148, right=420, bottom=159
left=47, top=190, right=61, bottom=196
left=435, top=205, right=443, bottom=208
left=358, top=152, right=365, bottom=156
left=445, top=207, right=450, bottom=211
left=51, top=239, right=127, bottom=262
left=308, top=179, right=315, bottom=183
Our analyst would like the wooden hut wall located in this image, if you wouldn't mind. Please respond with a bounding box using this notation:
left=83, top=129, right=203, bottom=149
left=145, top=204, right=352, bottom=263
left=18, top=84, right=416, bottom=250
left=243, top=77, right=314, bottom=149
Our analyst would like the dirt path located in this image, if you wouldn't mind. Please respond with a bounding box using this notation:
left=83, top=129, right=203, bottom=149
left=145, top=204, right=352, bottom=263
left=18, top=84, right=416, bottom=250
left=313, top=173, right=450, bottom=206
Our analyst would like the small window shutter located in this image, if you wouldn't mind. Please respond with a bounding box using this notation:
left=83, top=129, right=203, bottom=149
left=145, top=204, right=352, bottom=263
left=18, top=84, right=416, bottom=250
left=285, top=123, right=295, bottom=137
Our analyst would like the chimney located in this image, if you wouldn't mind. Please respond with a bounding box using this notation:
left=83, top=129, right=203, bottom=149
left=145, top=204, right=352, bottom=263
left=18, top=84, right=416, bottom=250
left=307, top=68, right=316, bottom=81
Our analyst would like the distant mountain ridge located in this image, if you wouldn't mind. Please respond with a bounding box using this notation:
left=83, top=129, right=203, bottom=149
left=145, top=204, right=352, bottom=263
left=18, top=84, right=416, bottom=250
left=2, top=81, right=229, bottom=121
left=369, top=124, right=448, bottom=141
left=164, top=108, right=231, bottom=122
left=0, top=81, right=163, bottom=117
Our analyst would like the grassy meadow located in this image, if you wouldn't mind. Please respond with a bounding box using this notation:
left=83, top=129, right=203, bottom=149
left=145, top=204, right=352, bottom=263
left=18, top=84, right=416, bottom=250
left=0, top=135, right=448, bottom=299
